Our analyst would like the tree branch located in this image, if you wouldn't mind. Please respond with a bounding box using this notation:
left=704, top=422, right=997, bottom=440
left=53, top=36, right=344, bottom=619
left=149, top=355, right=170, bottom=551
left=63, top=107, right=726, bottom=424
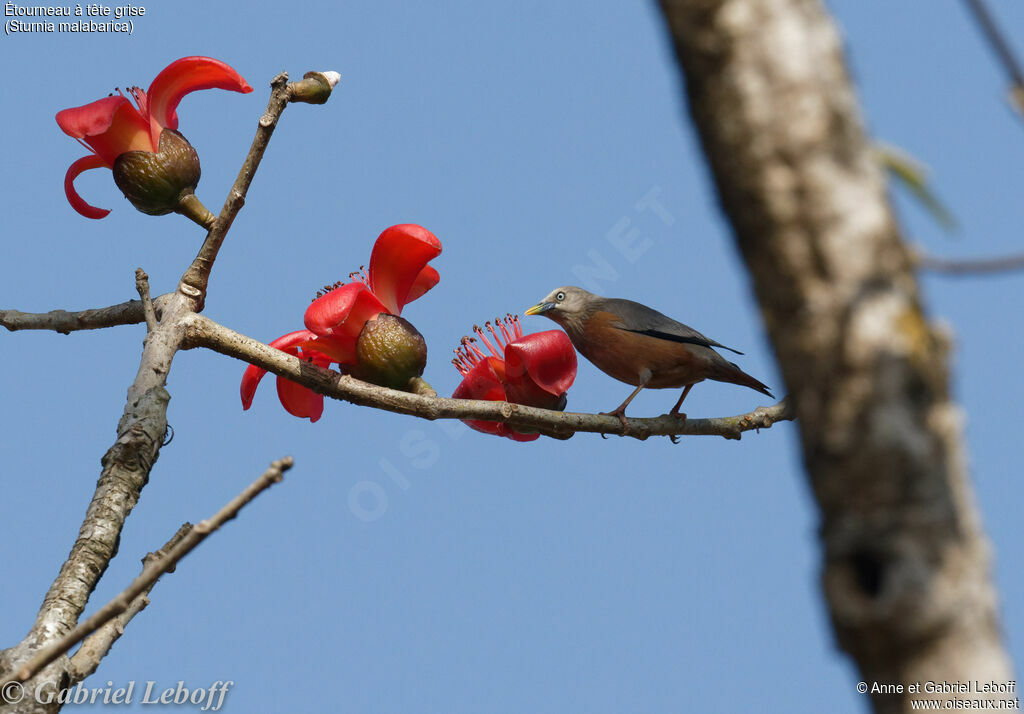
left=915, top=248, right=1024, bottom=276
left=66, top=524, right=192, bottom=684
left=0, top=295, right=170, bottom=333
left=183, top=313, right=793, bottom=440
left=23, top=69, right=331, bottom=640
left=5, top=458, right=293, bottom=689
left=134, top=269, right=158, bottom=332
left=179, top=71, right=338, bottom=307
left=0, top=69, right=335, bottom=714
left=657, top=0, right=1010, bottom=710
left=961, top=0, right=1024, bottom=117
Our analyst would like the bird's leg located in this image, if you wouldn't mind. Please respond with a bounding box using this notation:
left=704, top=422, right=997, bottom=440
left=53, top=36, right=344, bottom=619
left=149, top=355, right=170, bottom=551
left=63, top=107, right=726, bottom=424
left=669, top=384, right=693, bottom=421
left=601, top=383, right=646, bottom=433
left=665, top=385, right=693, bottom=445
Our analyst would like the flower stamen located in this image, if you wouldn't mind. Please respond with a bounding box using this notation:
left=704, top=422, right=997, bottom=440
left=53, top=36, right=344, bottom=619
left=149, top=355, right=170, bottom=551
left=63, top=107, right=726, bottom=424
left=453, top=351, right=475, bottom=375
left=454, top=315, right=528, bottom=373
left=473, top=324, right=501, bottom=359
left=466, top=336, right=488, bottom=361
left=453, top=336, right=487, bottom=375
left=126, top=86, right=148, bottom=115
left=347, top=266, right=369, bottom=286
left=508, top=314, right=524, bottom=340
left=487, top=321, right=506, bottom=350
left=314, top=280, right=345, bottom=301
left=496, top=316, right=513, bottom=344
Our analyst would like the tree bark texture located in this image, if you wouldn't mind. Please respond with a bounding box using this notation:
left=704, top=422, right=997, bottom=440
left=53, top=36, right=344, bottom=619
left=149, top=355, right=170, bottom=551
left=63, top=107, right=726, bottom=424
left=657, top=0, right=1011, bottom=711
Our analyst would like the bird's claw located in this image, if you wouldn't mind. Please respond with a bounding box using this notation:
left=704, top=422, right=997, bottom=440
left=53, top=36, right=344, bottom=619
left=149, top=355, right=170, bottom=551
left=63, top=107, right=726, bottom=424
left=600, top=410, right=632, bottom=436
left=668, top=411, right=687, bottom=445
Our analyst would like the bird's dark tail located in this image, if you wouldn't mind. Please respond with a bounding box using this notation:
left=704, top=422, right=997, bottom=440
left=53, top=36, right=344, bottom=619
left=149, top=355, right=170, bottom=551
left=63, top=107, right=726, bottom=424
left=714, top=362, right=774, bottom=399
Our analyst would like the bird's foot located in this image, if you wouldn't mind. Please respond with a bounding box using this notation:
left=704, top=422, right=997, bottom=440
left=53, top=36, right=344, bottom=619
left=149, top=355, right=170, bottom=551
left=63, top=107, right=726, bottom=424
left=600, top=409, right=632, bottom=436
left=668, top=411, right=687, bottom=445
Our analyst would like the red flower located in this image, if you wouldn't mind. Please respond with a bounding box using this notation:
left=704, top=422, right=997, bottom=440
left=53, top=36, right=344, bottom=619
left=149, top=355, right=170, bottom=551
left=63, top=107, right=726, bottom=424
left=241, top=224, right=441, bottom=419
left=302, top=224, right=441, bottom=364
left=240, top=331, right=333, bottom=423
left=452, top=315, right=577, bottom=441
left=56, top=56, right=253, bottom=219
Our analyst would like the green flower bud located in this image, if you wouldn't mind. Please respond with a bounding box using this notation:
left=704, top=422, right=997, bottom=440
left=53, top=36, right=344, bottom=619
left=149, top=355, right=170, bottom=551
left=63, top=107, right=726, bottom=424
left=352, top=314, right=428, bottom=390
left=290, top=71, right=341, bottom=104
left=112, top=129, right=211, bottom=225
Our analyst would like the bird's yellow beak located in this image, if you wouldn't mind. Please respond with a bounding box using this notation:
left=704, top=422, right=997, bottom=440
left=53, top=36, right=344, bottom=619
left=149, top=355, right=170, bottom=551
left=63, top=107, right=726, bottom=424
left=524, top=301, right=553, bottom=316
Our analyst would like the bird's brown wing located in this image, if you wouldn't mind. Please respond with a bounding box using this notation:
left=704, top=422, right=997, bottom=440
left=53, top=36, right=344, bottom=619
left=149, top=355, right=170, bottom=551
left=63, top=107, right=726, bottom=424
left=600, top=297, right=744, bottom=355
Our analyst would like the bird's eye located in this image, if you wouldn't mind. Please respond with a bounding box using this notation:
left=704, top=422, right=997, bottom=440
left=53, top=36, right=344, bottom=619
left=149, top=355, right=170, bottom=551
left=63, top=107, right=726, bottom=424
left=555, top=291, right=566, bottom=302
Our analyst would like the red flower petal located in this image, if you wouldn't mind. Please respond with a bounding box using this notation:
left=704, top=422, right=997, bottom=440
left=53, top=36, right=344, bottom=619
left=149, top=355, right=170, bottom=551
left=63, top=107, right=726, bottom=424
left=299, top=333, right=358, bottom=365
left=452, top=358, right=540, bottom=442
left=503, top=331, right=577, bottom=398
left=270, top=330, right=316, bottom=351
left=240, top=362, right=267, bottom=410
left=452, top=357, right=506, bottom=402
left=145, top=56, right=254, bottom=146
left=64, top=155, right=112, bottom=219
left=308, top=350, right=334, bottom=369
left=405, top=265, right=440, bottom=305
left=368, top=224, right=442, bottom=314
left=240, top=330, right=318, bottom=410
left=304, top=282, right=388, bottom=340
left=276, top=375, right=324, bottom=422
left=57, top=95, right=154, bottom=164
left=57, top=95, right=129, bottom=139
left=464, top=419, right=541, bottom=441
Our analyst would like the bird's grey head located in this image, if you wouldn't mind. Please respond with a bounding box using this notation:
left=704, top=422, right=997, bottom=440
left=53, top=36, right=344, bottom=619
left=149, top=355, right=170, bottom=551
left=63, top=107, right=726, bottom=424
left=524, top=286, right=596, bottom=332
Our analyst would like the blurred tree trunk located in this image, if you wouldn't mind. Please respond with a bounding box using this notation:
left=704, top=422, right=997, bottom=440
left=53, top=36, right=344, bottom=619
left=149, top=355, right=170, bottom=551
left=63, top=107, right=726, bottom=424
left=656, top=0, right=1012, bottom=711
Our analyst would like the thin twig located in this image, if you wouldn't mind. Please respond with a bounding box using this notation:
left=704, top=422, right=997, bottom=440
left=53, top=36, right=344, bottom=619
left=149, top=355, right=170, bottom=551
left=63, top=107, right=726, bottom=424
left=916, top=249, right=1024, bottom=275
left=67, top=524, right=192, bottom=683
left=134, top=269, right=158, bottom=332
left=5, top=457, right=293, bottom=687
left=178, top=71, right=337, bottom=307
left=0, top=294, right=172, bottom=333
left=176, top=73, right=290, bottom=307
left=961, top=0, right=1024, bottom=117
left=184, top=313, right=793, bottom=440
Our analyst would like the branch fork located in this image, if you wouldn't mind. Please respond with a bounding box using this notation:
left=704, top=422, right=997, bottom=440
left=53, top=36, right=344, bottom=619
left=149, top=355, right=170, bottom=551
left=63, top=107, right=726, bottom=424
left=0, top=69, right=336, bottom=710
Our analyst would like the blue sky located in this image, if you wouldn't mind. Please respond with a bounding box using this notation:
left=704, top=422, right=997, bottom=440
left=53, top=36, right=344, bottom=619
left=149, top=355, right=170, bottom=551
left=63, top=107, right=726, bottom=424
left=2, top=1, right=1023, bottom=712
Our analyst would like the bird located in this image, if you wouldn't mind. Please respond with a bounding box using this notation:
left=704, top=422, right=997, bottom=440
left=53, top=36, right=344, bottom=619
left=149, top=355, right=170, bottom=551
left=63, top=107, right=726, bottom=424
left=524, top=286, right=773, bottom=430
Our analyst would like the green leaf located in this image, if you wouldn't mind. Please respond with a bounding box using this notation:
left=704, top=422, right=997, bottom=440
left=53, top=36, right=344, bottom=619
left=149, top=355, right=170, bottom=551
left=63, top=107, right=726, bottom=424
left=874, top=142, right=958, bottom=232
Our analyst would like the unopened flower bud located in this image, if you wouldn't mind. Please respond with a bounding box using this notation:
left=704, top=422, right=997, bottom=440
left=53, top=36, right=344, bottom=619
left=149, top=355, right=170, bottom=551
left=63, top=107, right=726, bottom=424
left=112, top=129, right=206, bottom=218
left=290, top=71, right=340, bottom=104
left=353, top=314, right=428, bottom=390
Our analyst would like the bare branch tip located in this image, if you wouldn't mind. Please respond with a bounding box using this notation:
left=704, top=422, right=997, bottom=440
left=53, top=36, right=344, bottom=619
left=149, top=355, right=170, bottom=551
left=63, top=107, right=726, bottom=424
left=134, top=268, right=157, bottom=332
